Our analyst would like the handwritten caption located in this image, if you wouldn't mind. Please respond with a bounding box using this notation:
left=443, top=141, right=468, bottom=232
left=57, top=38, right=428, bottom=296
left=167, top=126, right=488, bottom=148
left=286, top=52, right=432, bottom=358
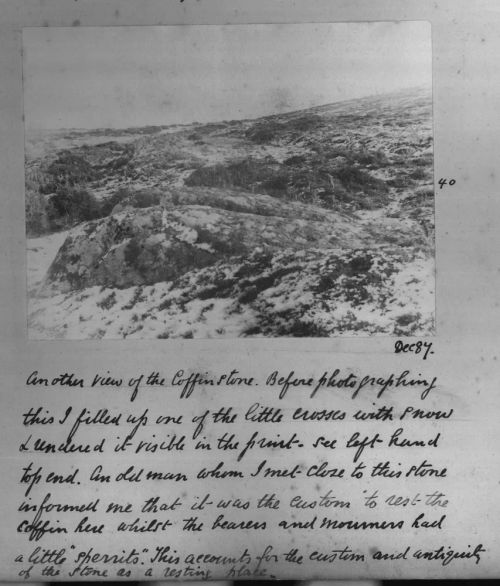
left=14, top=355, right=485, bottom=580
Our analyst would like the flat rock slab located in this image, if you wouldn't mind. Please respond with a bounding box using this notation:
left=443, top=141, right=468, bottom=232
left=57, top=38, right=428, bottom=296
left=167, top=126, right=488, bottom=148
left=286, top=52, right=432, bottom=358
left=42, top=191, right=370, bottom=294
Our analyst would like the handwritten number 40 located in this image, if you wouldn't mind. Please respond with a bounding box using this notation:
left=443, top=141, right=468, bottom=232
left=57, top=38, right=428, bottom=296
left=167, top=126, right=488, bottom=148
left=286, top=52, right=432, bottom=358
left=438, top=177, right=456, bottom=189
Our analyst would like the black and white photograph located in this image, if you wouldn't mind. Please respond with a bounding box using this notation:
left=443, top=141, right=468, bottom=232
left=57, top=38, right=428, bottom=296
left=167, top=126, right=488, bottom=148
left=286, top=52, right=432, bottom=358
left=24, top=22, right=434, bottom=339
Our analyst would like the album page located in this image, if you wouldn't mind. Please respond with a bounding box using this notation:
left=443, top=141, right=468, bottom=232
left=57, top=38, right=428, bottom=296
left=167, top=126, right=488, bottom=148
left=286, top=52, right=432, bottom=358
left=0, top=0, right=499, bottom=581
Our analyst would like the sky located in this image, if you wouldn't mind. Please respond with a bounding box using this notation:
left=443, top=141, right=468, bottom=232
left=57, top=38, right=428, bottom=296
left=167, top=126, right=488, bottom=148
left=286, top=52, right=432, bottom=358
left=23, top=22, right=431, bottom=130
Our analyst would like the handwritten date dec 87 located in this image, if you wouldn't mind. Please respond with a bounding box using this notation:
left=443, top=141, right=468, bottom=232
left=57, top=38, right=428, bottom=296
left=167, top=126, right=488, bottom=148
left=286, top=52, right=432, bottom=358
left=394, top=340, right=433, bottom=360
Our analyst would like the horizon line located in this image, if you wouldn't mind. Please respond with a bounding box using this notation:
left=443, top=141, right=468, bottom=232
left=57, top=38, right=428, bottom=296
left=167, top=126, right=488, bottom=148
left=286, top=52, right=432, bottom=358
left=26, top=83, right=432, bottom=134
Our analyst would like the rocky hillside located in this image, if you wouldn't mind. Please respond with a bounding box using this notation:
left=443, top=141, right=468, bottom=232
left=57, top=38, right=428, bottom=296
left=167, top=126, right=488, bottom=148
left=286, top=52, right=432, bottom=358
left=26, top=87, right=434, bottom=339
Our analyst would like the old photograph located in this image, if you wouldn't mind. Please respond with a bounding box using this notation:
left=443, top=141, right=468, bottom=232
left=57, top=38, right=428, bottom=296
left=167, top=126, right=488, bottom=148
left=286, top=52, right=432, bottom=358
left=24, top=22, right=434, bottom=339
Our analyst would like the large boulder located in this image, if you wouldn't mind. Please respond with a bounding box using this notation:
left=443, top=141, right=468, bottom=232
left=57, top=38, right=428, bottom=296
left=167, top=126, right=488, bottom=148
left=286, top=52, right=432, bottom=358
left=42, top=190, right=370, bottom=294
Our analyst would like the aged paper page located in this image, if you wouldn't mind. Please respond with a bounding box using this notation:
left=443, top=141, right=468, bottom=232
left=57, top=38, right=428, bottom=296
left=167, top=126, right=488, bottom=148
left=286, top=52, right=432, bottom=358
left=0, top=0, right=499, bottom=581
